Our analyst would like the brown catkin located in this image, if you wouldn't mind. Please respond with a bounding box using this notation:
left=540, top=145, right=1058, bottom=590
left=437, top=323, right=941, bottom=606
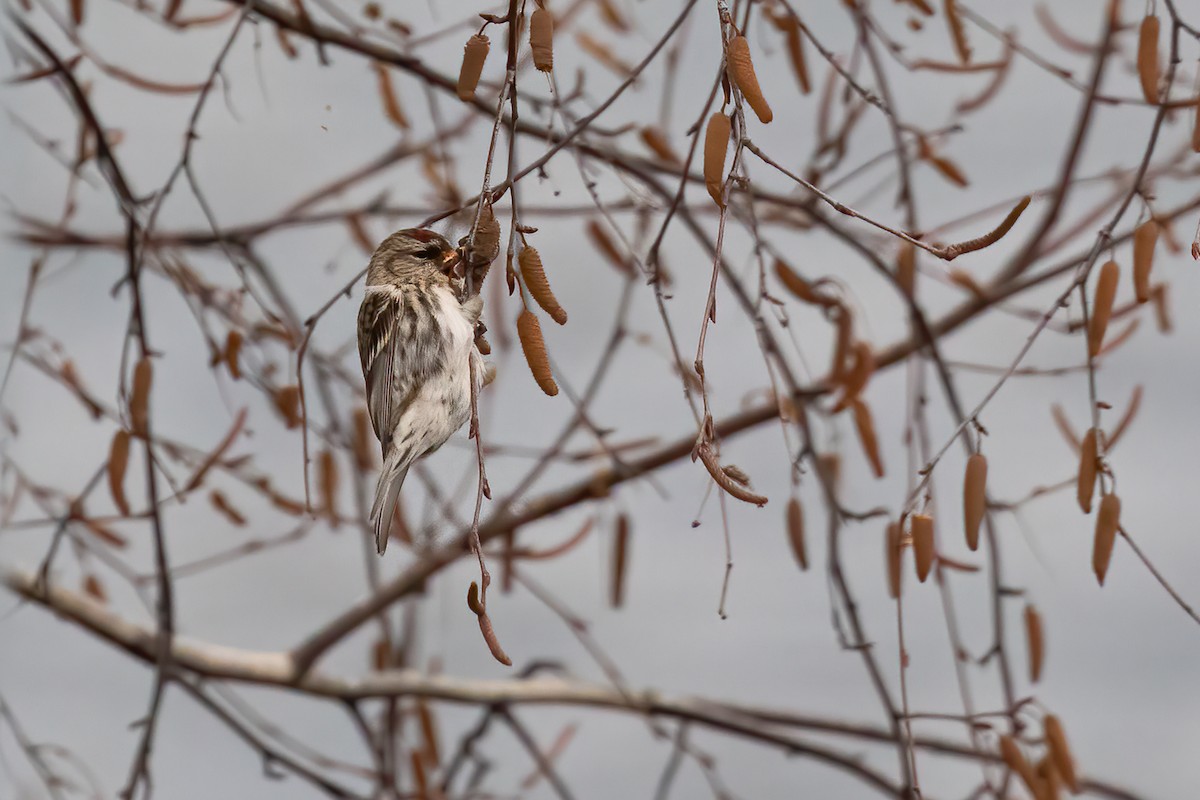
left=775, top=260, right=837, bottom=307
left=944, top=0, right=971, bottom=64
left=1193, top=98, right=1200, bottom=153
left=611, top=513, right=629, bottom=607
left=1132, top=220, right=1158, bottom=303
left=912, top=513, right=935, bottom=582
left=897, top=242, right=916, bottom=297
left=210, top=490, right=247, bottom=526
left=107, top=430, right=131, bottom=516
left=639, top=127, right=681, bottom=165
left=373, top=61, right=409, bottom=129
left=1137, top=15, right=1159, bottom=104
left=519, top=246, right=567, bottom=324
left=726, top=35, right=773, bottom=123
left=1025, top=603, right=1044, bottom=683
left=1044, top=715, right=1080, bottom=794
left=1093, top=493, right=1120, bottom=585
left=224, top=330, right=242, bottom=380
left=832, top=341, right=874, bottom=411
left=851, top=398, right=884, bottom=478
left=963, top=453, right=987, bottom=552
left=1089, top=260, right=1119, bottom=356
left=473, top=203, right=501, bottom=263
left=130, top=358, right=152, bottom=438
left=777, top=14, right=810, bottom=94
left=703, top=113, right=731, bottom=207
left=516, top=309, right=558, bottom=396
left=530, top=7, right=554, bottom=72
left=1077, top=428, right=1098, bottom=513
left=319, top=449, right=338, bottom=523
left=457, top=34, right=489, bottom=101
left=274, top=385, right=302, bottom=429
left=352, top=408, right=374, bottom=472
left=886, top=521, right=903, bottom=599
left=999, top=736, right=1039, bottom=796
left=786, top=497, right=807, bottom=570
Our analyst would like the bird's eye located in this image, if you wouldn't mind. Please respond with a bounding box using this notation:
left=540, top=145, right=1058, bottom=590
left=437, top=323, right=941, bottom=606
left=418, top=245, right=442, bottom=260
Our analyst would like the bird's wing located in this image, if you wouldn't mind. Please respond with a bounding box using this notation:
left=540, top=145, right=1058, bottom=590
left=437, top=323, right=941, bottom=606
left=357, top=288, right=445, bottom=456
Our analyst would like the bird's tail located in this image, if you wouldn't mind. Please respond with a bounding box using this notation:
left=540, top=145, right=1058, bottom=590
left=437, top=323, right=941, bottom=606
left=369, top=450, right=411, bottom=555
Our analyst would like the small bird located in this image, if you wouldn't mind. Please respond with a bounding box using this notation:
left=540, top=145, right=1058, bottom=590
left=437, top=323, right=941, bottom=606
left=357, top=228, right=484, bottom=554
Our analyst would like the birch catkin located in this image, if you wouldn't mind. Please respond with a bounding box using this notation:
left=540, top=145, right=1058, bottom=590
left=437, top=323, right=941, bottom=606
left=130, top=358, right=152, bottom=438
left=519, top=246, right=567, bottom=324
left=457, top=34, right=489, bottom=101
left=517, top=309, right=558, bottom=396
left=886, top=521, right=903, bottom=599
left=963, top=453, right=987, bottom=551
left=1136, top=15, right=1160, bottom=104
left=1132, top=220, right=1158, bottom=303
left=850, top=398, right=884, bottom=478
left=1077, top=428, right=1098, bottom=513
left=530, top=7, right=554, bottom=72
left=1088, top=260, right=1119, bottom=357
left=1093, top=493, right=1120, bottom=584
left=912, top=513, right=935, bottom=582
left=1024, top=603, right=1044, bottom=683
left=726, top=35, right=773, bottom=123
left=107, top=430, right=131, bottom=517
left=786, top=497, right=807, bottom=570
left=703, top=113, right=731, bottom=207
left=1044, top=715, right=1080, bottom=793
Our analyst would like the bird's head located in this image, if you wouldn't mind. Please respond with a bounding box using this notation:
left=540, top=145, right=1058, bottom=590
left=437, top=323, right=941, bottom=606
left=365, top=228, right=462, bottom=287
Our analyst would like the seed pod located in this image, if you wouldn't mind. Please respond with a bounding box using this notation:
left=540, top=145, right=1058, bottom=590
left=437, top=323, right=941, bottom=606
left=224, top=330, right=242, bottom=380
left=850, top=398, right=884, bottom=478
left=963, top=453, right=987, bottom=551
left=786, top=497, right=807, bottom=570
left=517, top=309, right=558, bottom=396
left=703, top=113, right=731, bottom=207
left=999, top=736, right=1039, bottom=796
left=130, top=358, right=153, bottom=437
left=1077, top=428, right=1098, bottom=513
left=726, top=35, right=773, bottom=123
left=886, top=521, right=903, bottom=599
left=1132, top=220, right=1158, bottom=303
left=1136, top=15, right=1159, bottom=104
left=610, top=513, right=629, bottom=607
left=585, top=220, right=631, bottom=275
left=1025, top=604, right=1044, bottom=683
left=457, top=34, right=489, bottom=101
left=639, top=127, right=681, bottom=165
left=319, top=449, right=339, bottom=523
left=1043, top=715, right=1079, bottom=793
left=475, top=332, right=492, bottom=355
left=530, top=7, right=554, bottom=72
left=1088, top=260, right=1119, bottom=356
left=107, top=430, right=131, bottom=516
left=912, top=513, right=935, bottom=582
left=1093, top=493, right=1120, bottom=585
left=519, top=246, right=567, bottom=324
left=1036, top=756, right=1064, bottom=800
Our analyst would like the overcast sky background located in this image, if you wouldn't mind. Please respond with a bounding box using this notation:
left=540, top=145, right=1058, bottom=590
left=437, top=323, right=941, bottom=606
left=2, top=1, right=1200, bottom=798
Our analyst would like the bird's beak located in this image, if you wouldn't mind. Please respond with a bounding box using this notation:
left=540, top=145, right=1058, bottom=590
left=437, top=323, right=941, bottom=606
left=439, top=247, right=462, bottom=275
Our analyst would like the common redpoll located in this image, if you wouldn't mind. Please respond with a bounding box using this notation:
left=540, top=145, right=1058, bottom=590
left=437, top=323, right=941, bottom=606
left=358, top=228, right=484, bottom=554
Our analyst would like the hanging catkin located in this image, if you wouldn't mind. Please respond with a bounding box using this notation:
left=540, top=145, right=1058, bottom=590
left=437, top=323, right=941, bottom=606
left=457, top=34, right=490, bottom=101
left=726, top=36, right=773, bottom=123
left=517, top=309, right=558, bottom=396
